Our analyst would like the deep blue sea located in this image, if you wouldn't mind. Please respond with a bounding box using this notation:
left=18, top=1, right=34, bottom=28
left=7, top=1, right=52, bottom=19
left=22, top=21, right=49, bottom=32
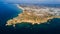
left=0, top=4, right=60, bottom=34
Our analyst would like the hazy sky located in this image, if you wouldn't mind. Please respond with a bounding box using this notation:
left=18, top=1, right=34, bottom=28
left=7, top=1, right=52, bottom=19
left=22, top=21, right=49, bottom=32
left=1, top=0, right=60, bottom=4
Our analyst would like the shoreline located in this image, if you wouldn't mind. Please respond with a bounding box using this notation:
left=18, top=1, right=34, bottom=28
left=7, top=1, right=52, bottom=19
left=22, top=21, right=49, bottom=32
left=6, top=4, right=60, bottom=27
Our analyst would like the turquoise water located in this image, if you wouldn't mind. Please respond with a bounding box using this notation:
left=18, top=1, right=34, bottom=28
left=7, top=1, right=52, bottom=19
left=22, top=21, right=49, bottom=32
left=0, top=4, right=60, bottom=33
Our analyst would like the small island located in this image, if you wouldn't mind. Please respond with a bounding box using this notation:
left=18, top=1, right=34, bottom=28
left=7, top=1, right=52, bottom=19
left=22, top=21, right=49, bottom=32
left=6, top=4, right=60, bottom=27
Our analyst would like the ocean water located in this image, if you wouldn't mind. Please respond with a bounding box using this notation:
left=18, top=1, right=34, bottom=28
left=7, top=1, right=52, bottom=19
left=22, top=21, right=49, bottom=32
left=0, top=4, right=22, bottom=32
left=0, top=4, right=60, bottom=34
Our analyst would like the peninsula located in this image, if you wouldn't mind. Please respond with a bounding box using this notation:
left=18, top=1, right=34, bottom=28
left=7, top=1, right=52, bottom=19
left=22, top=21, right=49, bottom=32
left=6, top=4, right=60, bottom=27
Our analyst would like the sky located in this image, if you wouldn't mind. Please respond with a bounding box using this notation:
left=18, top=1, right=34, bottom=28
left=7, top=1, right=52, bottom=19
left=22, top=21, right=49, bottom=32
left=0, top=0, right=60, bottom=4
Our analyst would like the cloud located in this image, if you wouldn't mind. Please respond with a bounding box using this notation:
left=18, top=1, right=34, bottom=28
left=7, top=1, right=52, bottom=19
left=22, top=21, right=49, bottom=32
left=2, top=0, right=60, bottom=4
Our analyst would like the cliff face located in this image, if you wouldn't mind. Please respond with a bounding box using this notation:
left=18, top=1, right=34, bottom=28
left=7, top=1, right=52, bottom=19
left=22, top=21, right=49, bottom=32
left=6, top=4, right=60, bottom=27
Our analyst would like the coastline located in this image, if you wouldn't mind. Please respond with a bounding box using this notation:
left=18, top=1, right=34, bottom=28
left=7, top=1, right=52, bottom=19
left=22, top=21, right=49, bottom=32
left=6, top=4, right=60, bottom=27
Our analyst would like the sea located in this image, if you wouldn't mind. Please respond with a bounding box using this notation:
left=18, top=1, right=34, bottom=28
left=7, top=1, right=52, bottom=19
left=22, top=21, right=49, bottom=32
left=0, top=4, right=60, bottom=34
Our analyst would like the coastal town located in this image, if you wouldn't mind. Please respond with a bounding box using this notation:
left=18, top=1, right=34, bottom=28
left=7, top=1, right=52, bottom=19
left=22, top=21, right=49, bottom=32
left=6, top=4, right=60, bottom=27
